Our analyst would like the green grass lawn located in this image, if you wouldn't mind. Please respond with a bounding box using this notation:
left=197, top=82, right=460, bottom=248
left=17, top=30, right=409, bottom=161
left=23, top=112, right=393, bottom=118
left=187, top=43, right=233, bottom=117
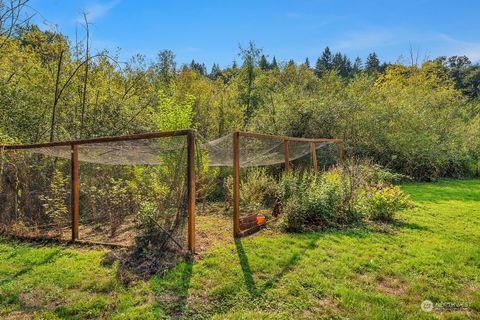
left=1, top=179, right=479, bottom=319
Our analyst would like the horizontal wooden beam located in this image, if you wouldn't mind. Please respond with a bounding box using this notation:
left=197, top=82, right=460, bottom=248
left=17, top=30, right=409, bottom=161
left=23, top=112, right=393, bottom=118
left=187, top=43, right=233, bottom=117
left=0, top=129, right=193, bottom=150
left=237, top=131, right=342, bottom=143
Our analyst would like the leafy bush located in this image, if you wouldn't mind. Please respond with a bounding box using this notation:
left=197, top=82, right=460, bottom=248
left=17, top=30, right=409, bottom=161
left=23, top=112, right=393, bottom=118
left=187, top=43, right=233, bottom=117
left=280, top=169, right=357, bottom=231
left=279, top=164, right=413, bottom=231
left=356, top=161, right=411, bottom=185
left=225, top=168, right=280, bottom=213
left=40, top=169, right=68, bottom=234
left=82, top=177, right=134, bottom=236
left=355, top=185, right=413, bottom=222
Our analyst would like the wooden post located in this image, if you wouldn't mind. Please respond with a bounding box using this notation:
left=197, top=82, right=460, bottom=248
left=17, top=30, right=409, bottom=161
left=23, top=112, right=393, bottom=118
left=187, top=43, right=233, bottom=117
left=71, top=144, right=79, bottom=241
left=311, top=142, right=318, bottom=174
left=338, top=141, right=344, bottom=165
left=284, top=140, right=290, bottom=173
left=233, top=131, right=240, bottom=237
left=187, top=131, right=196, bottom=253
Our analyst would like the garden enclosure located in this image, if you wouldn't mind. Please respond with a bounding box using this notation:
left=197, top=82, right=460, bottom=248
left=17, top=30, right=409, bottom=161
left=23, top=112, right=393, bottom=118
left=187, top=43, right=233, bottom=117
left=0, top=130, right=196, bottom=252
left=0, top=130, right=342, bottom=253
left=202, top=131, right=342, bottom=236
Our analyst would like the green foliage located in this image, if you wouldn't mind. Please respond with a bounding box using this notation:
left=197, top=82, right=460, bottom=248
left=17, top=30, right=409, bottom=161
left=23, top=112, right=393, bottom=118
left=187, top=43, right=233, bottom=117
left=154, top=90, right=194, bottom=131
left=280, top=164, right=412, bottom=231
left=280, top=170, right=355, bottom=231
left=353, top=160, right=411, bottom=185
left=83, top=177, right=133, bottom=236
left=0, top=19, right=479, bottom=182
left=225, top=168, right=279, bottom=212
left=40, top=169, right=68, bottom=232
left=355, top=185, right=413, bottom=222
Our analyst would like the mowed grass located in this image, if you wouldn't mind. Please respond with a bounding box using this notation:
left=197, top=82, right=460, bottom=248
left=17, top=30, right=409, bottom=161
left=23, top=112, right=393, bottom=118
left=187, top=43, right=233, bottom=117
left=0, top=179, right=479, bottom=319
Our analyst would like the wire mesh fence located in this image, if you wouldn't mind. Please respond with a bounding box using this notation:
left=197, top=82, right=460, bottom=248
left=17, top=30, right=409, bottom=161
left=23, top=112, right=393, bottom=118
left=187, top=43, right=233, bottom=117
left=0, top=134, right=192, bottom=253
left=0, top=150, right=71, bottom=240
left=1, top=130, right=342, bottom=247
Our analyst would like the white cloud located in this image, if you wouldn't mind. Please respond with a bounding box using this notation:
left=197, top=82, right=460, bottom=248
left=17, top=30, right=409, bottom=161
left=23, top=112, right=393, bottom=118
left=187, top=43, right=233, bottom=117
left=436, top=34, right=480, bottom=62
left=76, top=1, right=119, bottom=23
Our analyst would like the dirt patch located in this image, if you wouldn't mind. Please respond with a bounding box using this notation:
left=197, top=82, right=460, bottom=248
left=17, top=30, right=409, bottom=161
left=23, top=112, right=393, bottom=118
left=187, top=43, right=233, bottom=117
left=353, top=273, right=408, bottom=296
left=195, top=214, right=232, bottom=255
left=375, top=275, right=408, bottom=295
left=4, top=311, right=32, bottom=320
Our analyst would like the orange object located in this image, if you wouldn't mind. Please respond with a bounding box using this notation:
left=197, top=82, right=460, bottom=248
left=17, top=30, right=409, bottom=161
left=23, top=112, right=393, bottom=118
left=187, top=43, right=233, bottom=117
left=256, top=215, right=266, bottom=225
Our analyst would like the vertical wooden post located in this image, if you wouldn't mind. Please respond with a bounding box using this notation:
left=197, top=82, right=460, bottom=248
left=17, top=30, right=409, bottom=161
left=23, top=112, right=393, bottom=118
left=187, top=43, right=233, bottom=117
left=187, top=131, right=196, bottom=253
left=233, top=131, right=240, bottom=237
left=284, top=140, right=290, bottom=173
left=71, top=144, right=79, bottom=241
left=311, top=142, right=318, bottom=174
left=338, top=141, right=344, bottom=165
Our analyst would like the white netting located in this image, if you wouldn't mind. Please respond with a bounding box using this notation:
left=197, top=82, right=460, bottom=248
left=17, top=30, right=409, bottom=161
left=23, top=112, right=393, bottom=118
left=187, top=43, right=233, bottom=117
left=19, top=133, right=335, bottom=168
left=0, top=136, right=190, bottom=249
left=28, top=138, right=185, bottom=165
left=0, top=151, right=72, bottom=239
left=200, top=133, right=333, bottom=167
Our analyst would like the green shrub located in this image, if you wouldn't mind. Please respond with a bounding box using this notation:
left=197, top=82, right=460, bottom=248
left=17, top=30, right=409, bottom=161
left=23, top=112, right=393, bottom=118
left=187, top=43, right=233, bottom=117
left=40, top=169, right=69, bottom=234
left=225, top=168, right=280, bottom=213
left=279, top=164, right=413, bottom=231
left=355, top=185, right=413, bottom=222
left=280, top=169, right=357, bottom=232
left=358, top=162, right=411, bottom=185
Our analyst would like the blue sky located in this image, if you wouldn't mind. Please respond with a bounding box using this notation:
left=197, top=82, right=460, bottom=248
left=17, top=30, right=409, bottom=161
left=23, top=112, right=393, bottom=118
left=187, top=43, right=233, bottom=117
left=29, top=0, right=480, bottom=68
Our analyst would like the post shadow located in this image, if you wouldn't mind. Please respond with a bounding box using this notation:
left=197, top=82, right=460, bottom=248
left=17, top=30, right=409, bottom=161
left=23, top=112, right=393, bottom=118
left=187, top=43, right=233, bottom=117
left=234, top=238, right=258, bottom=297
left=234, top=235, right=321, bottom=298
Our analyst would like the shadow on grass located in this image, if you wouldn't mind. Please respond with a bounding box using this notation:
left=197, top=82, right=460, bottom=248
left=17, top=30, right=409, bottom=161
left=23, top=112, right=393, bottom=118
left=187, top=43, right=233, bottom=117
left=234, top=235, right=319, bottom=298
left=0, top=248, right=63, bottom=286
left=392, top=220, right=431, bottom=232
left=147, top=259, right=193, bottom=319
left=169, top=261, right=193, bottom=318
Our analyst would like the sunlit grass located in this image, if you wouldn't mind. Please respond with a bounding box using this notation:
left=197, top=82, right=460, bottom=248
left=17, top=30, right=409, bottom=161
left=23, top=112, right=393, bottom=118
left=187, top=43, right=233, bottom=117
left=1, top=179, right=479, bottom=319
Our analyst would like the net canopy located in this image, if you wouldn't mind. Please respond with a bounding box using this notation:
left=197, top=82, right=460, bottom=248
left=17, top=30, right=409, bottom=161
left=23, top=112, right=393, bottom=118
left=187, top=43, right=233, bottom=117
left=24, top=138, right=186, bottom=166
left=6, top=132, right=337, bottom=167
left=0, top=135, right=189, bottom=248
left=201, top=133, right=332, bottom=167
left=0, top=131, right=340, bottom=248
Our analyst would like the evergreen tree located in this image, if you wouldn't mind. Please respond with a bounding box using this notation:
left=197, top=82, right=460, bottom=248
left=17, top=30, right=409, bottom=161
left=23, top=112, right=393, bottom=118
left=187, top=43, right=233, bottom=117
left=210, top=63, right=222, bottom=80
left=365, top=52, right=380, bottom=73
left=341, top=54, right=352, bottom=77
left=331, top=53, right=343, bottom=73
left=157, top=49, right=176, bottom=84
left=259, top=55, right=269, bottom=70
left=352, top=56, right=363, bottom=73
left=238, top=41, right=262, bottom=126
left=190, top=59, right=206, bottom=75
left=331, top=53, right=352, bottom=77
left=304, top=57, right=310, bottom=69
left=315, top=46, right=332, bottom=77
left=270, top=56, right=278, bottom=70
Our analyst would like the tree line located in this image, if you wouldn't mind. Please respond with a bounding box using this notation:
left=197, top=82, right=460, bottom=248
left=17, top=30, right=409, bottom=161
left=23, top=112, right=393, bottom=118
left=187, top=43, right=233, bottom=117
left=0, top=2, right=479, bottom=180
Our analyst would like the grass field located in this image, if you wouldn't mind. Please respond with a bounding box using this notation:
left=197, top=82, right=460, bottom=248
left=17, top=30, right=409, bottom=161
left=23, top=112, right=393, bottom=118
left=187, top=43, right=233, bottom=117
left=0, top=179, right=479, bottom=319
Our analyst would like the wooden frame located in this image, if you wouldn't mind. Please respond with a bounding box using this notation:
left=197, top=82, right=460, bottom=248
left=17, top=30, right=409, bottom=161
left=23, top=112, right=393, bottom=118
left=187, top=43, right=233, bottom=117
left=2, top=129, right=343, bottom=245
left=0, top=129, right=196, bottom=253
left=232, top=131, right=343, bottom=237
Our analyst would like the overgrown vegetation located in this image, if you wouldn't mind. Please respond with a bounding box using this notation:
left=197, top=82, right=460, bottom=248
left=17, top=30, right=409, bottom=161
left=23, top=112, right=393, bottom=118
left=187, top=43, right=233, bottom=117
left=278, top=164, right=412, bottom=231
left=0, top=3, right=479, bottom=180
